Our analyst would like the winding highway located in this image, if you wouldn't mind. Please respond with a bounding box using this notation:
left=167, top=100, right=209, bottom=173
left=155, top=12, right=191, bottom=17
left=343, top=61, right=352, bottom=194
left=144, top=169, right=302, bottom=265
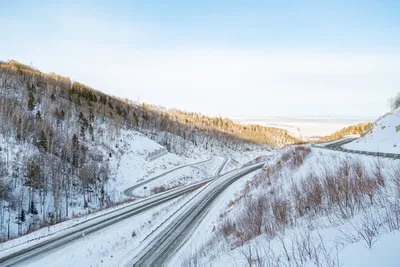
left=124, top=157, right=213, bottom=197
left=0, top=156, right=230, bottom=267
left=0, top=179, right=214, bottom=267
left=123, top=156, right=228, bottom=198
left=313, top=137, right=400, bottom=159
left=131, top=162, right=265, bottom=266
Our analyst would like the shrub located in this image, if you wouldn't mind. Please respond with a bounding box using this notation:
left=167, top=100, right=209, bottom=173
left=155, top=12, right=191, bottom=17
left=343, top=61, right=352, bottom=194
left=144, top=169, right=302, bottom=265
left=280, top=146, right=311, bottom=169
left=220, top=218, right=235, bottom=237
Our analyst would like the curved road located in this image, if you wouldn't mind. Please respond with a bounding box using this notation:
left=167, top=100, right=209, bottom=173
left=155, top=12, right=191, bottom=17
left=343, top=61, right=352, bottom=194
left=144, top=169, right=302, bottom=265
left=0, top=179, right=214, bottom=267
left=123, top=156, right=228, bottom=197
left=131, top=162, right=265, bottom=266
left=123, top=157, right=212, bottom=197
left=313, top=137, right=400, bottom=159
left=0, top=156, right=232, bottom=266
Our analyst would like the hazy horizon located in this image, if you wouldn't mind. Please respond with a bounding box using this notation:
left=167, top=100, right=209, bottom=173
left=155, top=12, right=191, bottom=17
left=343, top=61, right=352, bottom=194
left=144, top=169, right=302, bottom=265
left=1, top=1, right=399, bottom=118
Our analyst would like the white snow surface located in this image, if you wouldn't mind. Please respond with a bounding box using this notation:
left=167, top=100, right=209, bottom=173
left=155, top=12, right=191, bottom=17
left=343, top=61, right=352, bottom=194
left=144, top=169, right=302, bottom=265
left=173, top=147, right=400, bottom=266
left=343, top=108, right=400, bottom=154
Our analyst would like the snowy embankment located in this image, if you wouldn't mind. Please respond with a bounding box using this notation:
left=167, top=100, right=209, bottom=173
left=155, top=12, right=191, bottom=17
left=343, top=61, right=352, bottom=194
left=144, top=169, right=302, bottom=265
left=343, top=108, right=400, bottom=154
left=108, top=130, right=196, bottom=201
left=176, top=146, right=400, bottom=266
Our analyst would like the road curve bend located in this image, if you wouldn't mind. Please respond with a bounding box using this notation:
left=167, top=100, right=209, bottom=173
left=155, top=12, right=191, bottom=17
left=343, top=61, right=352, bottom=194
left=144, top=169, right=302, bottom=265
left=131, top=162, right=265, bottom=266
left=123, top=157, right=213, bottom=197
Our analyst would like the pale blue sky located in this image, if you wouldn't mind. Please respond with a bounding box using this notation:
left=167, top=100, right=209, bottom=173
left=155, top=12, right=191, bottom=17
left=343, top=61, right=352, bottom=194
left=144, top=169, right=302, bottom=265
left=1, top=1, right=399, bottom=118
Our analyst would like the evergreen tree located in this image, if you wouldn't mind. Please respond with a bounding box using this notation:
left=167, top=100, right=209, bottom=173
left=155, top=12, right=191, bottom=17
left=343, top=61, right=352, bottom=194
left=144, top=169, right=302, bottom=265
left=89, top=124, right=94, bottom=141
left=78, top=112, right=88, bottom=139
left=89, top=106, right=94, bottom=123
left=27, top=84, right=35, bottom=111
left=35, top=110, right=42, bottom=120
left=72, top=134, right=80, bottom=168
left=37, top=130, right=47, bottom=152
left=30, top=200, right=38, bottom=214
left=20, top=208, right=25, bottom=222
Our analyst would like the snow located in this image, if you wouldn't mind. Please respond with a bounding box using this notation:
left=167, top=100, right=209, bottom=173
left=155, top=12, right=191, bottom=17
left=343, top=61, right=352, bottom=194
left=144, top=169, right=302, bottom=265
left=107, top=130, right=196, bottom=200
left=338, top=231, right=400, bottom=267
left=129, top=156, right=226, bottom=197
left=343, top=108, right=400, bottom=154
left=124, top=162, right=266, bottom=266
left=169, top=170, right=260, bottom=266
left=174, top=146, right=400, bottom=266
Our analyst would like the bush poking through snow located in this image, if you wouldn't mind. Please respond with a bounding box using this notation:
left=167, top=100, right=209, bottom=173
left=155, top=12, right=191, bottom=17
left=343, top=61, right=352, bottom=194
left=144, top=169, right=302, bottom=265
left=187, top=148, right=400, bottom=266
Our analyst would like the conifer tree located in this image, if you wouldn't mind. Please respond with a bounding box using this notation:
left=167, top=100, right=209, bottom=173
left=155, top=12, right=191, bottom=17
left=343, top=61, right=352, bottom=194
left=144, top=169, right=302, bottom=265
left=30, top=200, right=38, bottom=214
left=35, top=110, right=42, bottom=121
left=20, top=208, right=25, bottom=222
left=71, top=134, right=80, bottom=168
left=37, top=130, right=47, bottom=152
left=27, top=84, right=35, bottom=111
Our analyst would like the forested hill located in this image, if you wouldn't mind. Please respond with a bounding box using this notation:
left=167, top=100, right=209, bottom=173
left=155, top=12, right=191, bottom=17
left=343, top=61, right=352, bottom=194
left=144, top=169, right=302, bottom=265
left=316, top=122, right=371, bottom=143
left=0, top=60, right=298, bottom=148
left=0, top=59, right=298, bottom=240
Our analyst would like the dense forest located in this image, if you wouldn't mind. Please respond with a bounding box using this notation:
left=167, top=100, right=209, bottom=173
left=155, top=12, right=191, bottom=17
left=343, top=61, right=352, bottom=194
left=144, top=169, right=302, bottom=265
left=0, top=60, right=298, bottom=240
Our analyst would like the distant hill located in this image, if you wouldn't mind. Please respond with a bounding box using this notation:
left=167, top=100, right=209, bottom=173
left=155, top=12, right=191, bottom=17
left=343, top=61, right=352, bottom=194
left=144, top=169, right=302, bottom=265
left=316, top=122, right=371, bottom=142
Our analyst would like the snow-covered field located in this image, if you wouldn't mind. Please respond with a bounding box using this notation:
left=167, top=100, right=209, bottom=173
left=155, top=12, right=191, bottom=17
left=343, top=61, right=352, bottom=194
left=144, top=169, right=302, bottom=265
left=343, top=108, right=400, bottom=154
left=233, top=116, right=373, bottom=140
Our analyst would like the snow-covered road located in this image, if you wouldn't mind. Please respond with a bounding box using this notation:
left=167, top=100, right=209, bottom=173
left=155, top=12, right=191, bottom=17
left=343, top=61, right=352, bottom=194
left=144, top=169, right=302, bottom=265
left=313, top=137, right=400, bottom=159
left=0, top=155, right=231, bottom=266
left=130, top=162, right=265, bottom=266
left=122, top=157, right=214, bottom=197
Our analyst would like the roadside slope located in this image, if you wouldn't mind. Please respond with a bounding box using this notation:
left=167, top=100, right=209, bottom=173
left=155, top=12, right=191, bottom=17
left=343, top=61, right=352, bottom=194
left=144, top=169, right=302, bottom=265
left=343, top=108, right=400, bottom=153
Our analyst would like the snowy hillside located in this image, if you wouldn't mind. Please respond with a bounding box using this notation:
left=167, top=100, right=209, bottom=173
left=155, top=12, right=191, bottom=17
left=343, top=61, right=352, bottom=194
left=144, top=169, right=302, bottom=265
left=343, top=108, right=400, bottom=153
left=176, top=146, right=400, bottom=266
